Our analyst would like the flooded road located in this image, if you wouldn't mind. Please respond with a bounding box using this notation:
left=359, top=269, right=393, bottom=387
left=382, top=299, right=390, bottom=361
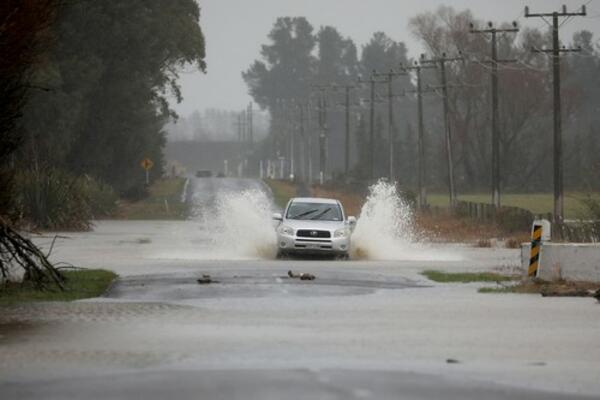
left=1, top=178, right=600, bottom=399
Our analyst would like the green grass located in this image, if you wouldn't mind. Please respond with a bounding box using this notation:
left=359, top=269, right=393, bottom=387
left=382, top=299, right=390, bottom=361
left=422, top=270, right=517, bottom=283
left=478, top=286, right=516, bottom=293
left=0, top=269, right=117, bottom=305
left=427, top=192, right=599, bottom=219
left=116, top=177, right=188, bottom=220
left=264, top=179, right=297, bottom=208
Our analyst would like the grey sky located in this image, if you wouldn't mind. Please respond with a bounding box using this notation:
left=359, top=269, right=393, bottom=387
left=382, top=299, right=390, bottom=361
left=173, top=0, right=600, bottom=116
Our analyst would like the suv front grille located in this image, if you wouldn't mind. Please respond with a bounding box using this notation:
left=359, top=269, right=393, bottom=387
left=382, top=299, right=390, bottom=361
left=296, top=230, right=331, bottom=238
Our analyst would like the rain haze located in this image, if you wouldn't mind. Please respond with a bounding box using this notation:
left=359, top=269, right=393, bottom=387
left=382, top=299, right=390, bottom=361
left=2, top=0, right=600, bottom=399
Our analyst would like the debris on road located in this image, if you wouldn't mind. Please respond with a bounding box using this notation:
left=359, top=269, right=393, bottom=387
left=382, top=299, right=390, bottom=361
left=528, top=362, right=547, bottom=366
left=287, top=270, right=316, bottom=281
left=446, top=358, right=460, bottom=364
left=197, top=274, right=217, bottom=284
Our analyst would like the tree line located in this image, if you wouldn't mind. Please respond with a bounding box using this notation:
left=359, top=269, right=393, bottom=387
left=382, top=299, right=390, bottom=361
left=1, top=0, right=206, bottom=228
left=244, top=7, right=600, bottom=197
left=165, top=108, right=270, bottom=143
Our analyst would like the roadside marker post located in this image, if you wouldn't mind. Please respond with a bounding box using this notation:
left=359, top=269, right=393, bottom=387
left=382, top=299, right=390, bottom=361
left=528, top=220, right=550, bottom=278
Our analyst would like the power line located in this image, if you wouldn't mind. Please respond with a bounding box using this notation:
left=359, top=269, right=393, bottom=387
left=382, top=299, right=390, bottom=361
left=525, top=4, right=587, bottom=223
left=470, top=20, right=520, bottom=209
left=310, top=84, right=336, bottom=184
left=403, top=57, right=437, bottom=209
left=372, top=69, right=408, bottom=181
left=330, top=83, right=358, bottom=178
left=357, top=72, right=389, bottom=181
left=420, top=52, right=465, bottom=208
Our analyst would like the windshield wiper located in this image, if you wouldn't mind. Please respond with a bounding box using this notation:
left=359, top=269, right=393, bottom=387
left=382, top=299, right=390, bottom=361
left=289, top=209, right=320, bottom=219
left=310, top=207, right=331, bottom=220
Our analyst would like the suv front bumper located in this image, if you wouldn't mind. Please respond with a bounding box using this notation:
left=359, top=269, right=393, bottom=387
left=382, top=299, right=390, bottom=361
left=277, top=233, right=350, bottom=254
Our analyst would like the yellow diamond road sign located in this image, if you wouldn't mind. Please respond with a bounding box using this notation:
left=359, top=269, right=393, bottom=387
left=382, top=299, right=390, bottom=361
left=141, top=158, right=154, bottom=171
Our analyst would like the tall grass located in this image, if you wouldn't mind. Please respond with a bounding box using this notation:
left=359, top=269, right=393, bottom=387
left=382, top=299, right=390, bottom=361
left=15, top=168, right=117, bottom=230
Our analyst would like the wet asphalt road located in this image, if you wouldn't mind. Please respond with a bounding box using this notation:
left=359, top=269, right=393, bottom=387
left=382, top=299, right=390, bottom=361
left=4, top=369, right=595, bottom=400
left=1, top=177, right=599, bottom=399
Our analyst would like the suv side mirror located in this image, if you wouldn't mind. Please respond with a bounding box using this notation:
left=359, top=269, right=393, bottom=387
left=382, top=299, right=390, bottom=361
left=272, top=212, right=283, bottom=221
left=347, top=216, right=356, bottom=225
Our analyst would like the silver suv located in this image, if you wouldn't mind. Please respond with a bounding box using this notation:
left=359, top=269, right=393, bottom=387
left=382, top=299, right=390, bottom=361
left=273, top=197, right=356, bottom=258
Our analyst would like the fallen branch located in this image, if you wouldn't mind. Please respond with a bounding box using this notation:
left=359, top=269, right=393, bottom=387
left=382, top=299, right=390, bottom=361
left=0, top=218, right=65, bottom=290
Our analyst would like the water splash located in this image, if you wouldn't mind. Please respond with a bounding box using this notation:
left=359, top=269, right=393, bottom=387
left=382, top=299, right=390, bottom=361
left=351, top=180, right=414, bottom=260
left=351, top=180, right=459, bottom=261
left=206, top=189, right=277, bottom=259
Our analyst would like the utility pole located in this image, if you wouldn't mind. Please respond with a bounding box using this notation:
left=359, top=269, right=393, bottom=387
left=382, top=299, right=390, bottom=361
left=289, top=99, right=296, bottom=180
left=247, top=102, right=253, bottom=145
left=311, top=85, right=335, bottom=184
left=342, top=85, right=355, bottom=180
left=281, top=98, right=297, bottom=180
left=306, top=99, right=314, bottom=185
left=358, top=71, right=388, bottom=181
left=420, top=53, right=464, bottom=208
left=404, top=57, right=436, bottom=209
left=470, top=21, right=519, bottom=209
left=368, top=77, right=375, bottom=181
left=298, top=102, right=305, bottom=182
left=274, top=98, right=289, bottom=179
left=372, top=69, right=408, bottom=181
left=318, top=91, right=327, bottom=184
left=525, top=5, right=586, bottom=223
left=273, top=99, right=283, bottom=174
left=330, top=84, right=358, bottom=179
left=234, top=112, right=247, bottom=177
left=344, top=86, right=351, bottom=179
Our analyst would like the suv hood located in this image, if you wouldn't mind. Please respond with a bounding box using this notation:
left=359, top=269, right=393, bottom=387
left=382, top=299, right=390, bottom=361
left=282, top=219, right=346, bottom=231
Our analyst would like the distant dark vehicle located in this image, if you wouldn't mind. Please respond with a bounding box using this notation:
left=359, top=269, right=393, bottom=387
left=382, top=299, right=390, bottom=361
left=195, top=170, right=212, bottom=178
left=216, top=172, right=225, bottom=178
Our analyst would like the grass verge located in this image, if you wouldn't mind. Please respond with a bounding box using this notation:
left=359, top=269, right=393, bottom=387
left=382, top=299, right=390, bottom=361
left=311, top=185, right=364, bottom=217
left=478, top=279, right=600, bottom=296
left=115, top=177, right=187, bottom=220
left=427, top=192, right=600, bottom=219
left=264, top=179, right=297, bottom=208
left=422, top=270, right=516, bottom=283
left=0, top=269, right=117, bottom=305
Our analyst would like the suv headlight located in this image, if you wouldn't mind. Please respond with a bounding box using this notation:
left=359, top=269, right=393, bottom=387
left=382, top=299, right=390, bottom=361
left=334, top=228, right=350, bottom=238
left=278, top=225, right=294, bottom=236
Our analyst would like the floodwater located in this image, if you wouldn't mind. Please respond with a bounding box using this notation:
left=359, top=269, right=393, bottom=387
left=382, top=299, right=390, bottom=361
left=2, top=178, right=599, bottom=399
left=153, top=177, right=462, bottom=262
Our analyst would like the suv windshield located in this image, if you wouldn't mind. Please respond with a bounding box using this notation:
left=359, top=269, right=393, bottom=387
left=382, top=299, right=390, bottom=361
left=286, top=202, right=343, bottom=221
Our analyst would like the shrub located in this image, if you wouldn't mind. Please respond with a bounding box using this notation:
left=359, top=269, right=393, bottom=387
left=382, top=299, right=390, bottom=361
left=15, top=168, right=117, bottom=230
left=121, top=183, right=148, bottom=201
left=476, top=238, right=492, bottom=248
left=580, top=195, right=600, bottom=220
left=81, top=175, right=118, bottom=217
left=505, top=237, right=521, bottom=249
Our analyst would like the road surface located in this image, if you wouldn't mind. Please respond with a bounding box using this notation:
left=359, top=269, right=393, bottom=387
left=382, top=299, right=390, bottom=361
left=1, top=177, right=599, bottom=399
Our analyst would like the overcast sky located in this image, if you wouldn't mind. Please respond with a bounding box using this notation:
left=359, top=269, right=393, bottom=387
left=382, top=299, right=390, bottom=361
left=172, top=0, right=600, bottom=116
